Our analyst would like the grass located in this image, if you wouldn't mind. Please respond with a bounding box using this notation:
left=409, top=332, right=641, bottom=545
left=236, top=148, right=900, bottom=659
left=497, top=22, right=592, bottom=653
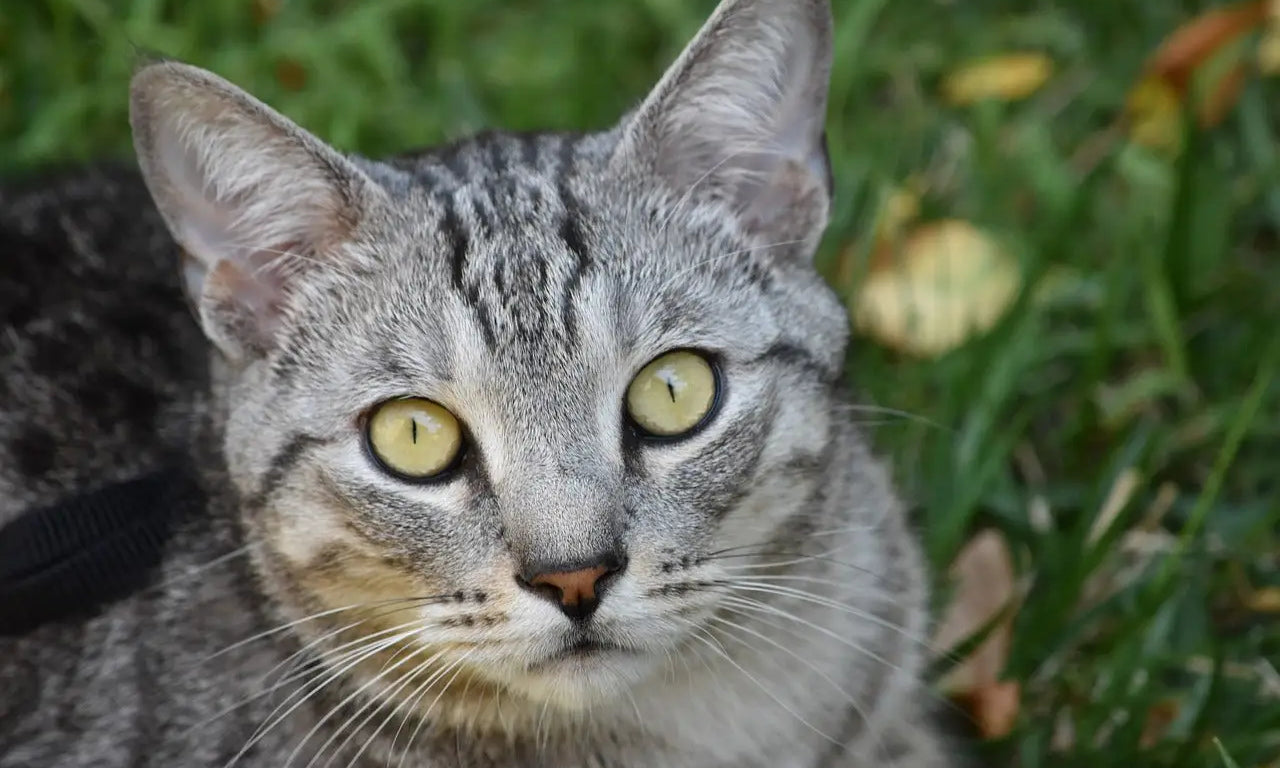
left=3, top=0, right=1278, bottom=765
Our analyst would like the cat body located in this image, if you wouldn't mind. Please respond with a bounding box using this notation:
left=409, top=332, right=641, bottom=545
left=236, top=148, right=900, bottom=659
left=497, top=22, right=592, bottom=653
left=0, top=1, right=951, bottom=765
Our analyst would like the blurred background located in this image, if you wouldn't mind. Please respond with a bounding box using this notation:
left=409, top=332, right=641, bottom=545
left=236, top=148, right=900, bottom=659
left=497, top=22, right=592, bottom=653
left=2, top=1, right=1278, bottom=765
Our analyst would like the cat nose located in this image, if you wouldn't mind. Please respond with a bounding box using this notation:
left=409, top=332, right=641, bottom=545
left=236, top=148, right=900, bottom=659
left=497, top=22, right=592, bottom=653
left=517, top=552, right=626, bottom=621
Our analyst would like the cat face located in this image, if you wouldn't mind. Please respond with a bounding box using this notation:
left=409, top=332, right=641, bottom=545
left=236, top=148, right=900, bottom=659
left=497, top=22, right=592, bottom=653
left=131, top=0, right=844, bottom=716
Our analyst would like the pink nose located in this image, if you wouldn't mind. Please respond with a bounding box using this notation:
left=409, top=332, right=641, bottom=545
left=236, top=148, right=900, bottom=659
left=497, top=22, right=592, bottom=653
left=518, top=554, right=626, bottom=620
left=530, top=566, right=610, bottom=608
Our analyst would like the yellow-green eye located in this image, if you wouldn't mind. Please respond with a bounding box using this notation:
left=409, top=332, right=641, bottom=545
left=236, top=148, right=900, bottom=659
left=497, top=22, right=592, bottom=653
left=626, top=350, right=719, bottom=437
left=366, top=398, right=463, bottom=480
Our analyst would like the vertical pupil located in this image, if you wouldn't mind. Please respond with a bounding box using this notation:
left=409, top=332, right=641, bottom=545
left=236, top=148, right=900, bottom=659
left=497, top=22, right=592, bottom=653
left=658, top=366, right=682, bottom=403
left=411, top=417, right=418, bottom=444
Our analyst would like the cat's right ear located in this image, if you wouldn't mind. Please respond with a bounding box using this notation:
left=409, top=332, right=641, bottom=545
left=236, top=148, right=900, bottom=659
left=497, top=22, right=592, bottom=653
left=611, top=0, right=833, bottom=251
left=130, top=61, right=381, bottom=363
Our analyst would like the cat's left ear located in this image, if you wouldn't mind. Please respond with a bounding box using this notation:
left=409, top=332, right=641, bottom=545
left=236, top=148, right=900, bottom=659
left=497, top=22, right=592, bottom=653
left=130, top=60, right=382, bottom=363
left=611, top=0, right=833, bottom=250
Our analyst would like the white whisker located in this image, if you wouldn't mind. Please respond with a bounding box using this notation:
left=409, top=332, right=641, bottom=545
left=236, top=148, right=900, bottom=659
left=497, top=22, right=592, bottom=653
left=225, top=629, right=418, bottom=768
left=396, top=650, right=476, bottom=768
left=685, top=626, right=840, bottom=747
left=316, top=647, right=445, bottom=768
left=719, top=580, right=939, bottom=654
left=284, top=630, right=431, bottom=768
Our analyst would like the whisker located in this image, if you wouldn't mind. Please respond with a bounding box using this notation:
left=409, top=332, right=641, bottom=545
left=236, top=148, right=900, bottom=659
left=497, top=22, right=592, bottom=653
left=718, top=580, right=940, bottom=654
left=263, top=605, right=449, bottom=693
left=657, top=237, right=811, bottom=293
left=684, top=626, right=840, bottom=747
left=207, top=594, right=449, bottom=663
left=313, top=647, right=446, bottom=768
left=832, top=402, right=954, bottom=434
left=712, top=610, right=901, bottom=762
left=535, top=685, right=554, bottom=756
left=706, top=614, right=862, bottom=708
left=396, top=649, right=476, bottom=768
left=387, top=656, right=456, bottom=767
left=182, top=619, right=430, bottom=742
left=283, top=630, right=432, bottom=768
left=226, top=629, right=418, bottom=768
left=716, top=595, right=969, bottom=725
left=697, top=527, right=878, bottom=562
left=717, top=595, right=909, bottom=683
left=152, top=544, right=257, bottom=593
left=699, top=550, right=884, bottom=581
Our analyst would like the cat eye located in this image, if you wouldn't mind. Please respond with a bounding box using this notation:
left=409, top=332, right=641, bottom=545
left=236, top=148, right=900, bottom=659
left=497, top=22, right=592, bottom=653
left=625, top=350, right=720, bottom=438
left=365, top=398, right=464, bottom=480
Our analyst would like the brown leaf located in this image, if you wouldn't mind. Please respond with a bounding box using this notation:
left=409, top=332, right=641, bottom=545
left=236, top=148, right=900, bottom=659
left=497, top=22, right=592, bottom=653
left=1128, top=0, right=1268, bottom=148
left=1140, top=698, right=1181, bottom=749
left=962, top=680, right=1021, bottom=741
left=1147, top=1, right=1267, bottom=92
left=253, top=0, right=283, bottom=25
left=933, top=529, right=1021, bottom=739
left=275, top=59, right=308, bottom=92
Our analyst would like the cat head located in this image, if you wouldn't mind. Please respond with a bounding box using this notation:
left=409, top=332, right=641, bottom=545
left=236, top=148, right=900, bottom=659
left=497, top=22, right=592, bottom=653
left=131, top=0, right=849, bottom=719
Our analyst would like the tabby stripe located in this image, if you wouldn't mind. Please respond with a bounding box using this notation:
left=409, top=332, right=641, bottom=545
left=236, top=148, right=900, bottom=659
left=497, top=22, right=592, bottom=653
left=747, top=341, right=835, bottom=383
left=556, top=135, right=590, bottom=341
left=518, top=132, right=539, bottom=170
left=442, top=194, right=469, bottom=298
left=247, top=433, right=326, bottom=510
left=440, top=194, right=495, bottom=348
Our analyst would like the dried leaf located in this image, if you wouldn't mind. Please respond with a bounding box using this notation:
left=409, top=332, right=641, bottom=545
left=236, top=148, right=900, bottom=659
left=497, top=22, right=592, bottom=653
left=1128, top=0, right=1268, bottom=149
left=1246, top=586, right=1280, bottom=613
left=933, top=529, right=1021, bottom=739
left=1259, top=0, right=1280, bottom=74
left=853, top=220, right=1021, bottom=357
left=960, top=680, right=1021, bottom=741
left=253, top=0, right=283, bottom=25
left=832, top=181, right=922, bottom=293
left=275, top=59, right=308, bottom=92
left=1147, top=1, right=1267, bottom=90
left=942, top=53, right=1054, bottom=106
left=1140, top=698, right=1181, bottom=749
left=1126, top=76, right=1186, bottom=153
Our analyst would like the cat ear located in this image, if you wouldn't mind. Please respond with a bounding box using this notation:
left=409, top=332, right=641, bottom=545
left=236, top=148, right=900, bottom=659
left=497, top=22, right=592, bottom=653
left=130, top=61, right=380, bottom=362
left=612, top=0, right=834, bottom=248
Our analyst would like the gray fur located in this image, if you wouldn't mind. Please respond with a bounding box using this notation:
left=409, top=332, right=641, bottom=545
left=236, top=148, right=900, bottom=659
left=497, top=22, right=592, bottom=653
left=0, top=0, right=955, bottom=765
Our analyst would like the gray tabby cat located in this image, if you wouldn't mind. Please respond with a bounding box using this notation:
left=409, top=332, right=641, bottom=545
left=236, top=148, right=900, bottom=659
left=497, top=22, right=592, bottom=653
left=0, top=0, right=954, bottom=765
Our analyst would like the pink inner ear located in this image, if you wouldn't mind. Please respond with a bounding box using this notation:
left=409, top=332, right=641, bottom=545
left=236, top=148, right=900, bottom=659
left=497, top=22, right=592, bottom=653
left=204, top=255, right=292, bottom=341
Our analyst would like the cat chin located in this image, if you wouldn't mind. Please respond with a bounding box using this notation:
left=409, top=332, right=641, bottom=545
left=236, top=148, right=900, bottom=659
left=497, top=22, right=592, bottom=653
left=503, top=648, right=657, bottom=712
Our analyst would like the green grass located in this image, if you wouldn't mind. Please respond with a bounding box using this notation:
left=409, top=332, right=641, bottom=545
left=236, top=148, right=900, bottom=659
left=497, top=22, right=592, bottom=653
left=3, top=1, right=1278, bottom=765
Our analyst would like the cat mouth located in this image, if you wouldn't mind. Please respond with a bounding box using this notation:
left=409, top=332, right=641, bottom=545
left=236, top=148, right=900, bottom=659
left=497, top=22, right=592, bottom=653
left=531, top=634, right=636, bottom=669
left=562, top=638, right=616, bottom=656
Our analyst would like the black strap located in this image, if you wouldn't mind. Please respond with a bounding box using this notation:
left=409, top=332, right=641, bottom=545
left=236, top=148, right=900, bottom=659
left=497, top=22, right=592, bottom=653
left=0, top=467, right=202, bottom=637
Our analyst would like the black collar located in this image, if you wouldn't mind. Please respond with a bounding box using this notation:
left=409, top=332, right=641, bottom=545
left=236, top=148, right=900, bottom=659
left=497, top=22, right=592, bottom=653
left=0, top=467, right=203, bottom=637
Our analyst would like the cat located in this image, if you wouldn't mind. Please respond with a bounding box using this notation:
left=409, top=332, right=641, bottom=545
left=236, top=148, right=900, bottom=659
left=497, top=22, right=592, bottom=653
left=0, top=0, right=954, bottom=765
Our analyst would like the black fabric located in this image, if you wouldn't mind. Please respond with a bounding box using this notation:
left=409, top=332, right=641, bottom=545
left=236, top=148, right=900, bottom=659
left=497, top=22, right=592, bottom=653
left=0, top=467, right=201, bottom=637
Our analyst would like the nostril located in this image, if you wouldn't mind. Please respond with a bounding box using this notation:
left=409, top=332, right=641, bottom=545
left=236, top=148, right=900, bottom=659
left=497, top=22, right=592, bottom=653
left=597, top=554, right=627, bottom=593
left=517, top=575, right=563, bottom=604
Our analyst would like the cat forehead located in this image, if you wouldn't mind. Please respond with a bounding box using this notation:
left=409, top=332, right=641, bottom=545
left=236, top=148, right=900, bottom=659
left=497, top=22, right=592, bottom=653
left=352, top=133, right=758, bottom=351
